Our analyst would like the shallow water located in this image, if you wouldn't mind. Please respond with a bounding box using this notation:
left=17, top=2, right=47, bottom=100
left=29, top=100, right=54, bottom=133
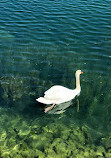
left=0, top=0, right=111, bottom=157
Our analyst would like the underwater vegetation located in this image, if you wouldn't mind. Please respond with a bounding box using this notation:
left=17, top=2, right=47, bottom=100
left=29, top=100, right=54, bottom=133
left=82, top=73, right=111, bottom=133
left=0, top=0, right=111, bottom=156
left=0, top=108, right=111, bottom=158
left=0, top=57, right=111, bottom=158
left=0, top=33, right=110, bottom=157
left=0, top=66, right=111, bottom=157
left=0, top=73, right=111, bottom=157
left=0, top=75, right=29, bottom=103
left=0, top=70, right=53, bottom=108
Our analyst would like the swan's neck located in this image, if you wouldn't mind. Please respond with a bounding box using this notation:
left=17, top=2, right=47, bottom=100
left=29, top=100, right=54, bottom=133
left=76, top=74, right=81, bottom=90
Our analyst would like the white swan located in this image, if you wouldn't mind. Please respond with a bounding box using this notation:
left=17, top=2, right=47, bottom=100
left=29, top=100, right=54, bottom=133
left=36, top=70, right=83, bottom=112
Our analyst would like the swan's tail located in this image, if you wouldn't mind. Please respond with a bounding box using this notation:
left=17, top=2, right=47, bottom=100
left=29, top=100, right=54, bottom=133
left=36, top=97, right=53, bottom=104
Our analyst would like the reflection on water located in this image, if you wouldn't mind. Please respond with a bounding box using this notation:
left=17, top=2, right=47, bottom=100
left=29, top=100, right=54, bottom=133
left=0, top=0, right=111, bottom=157
left=47, top=100, right=73, bottom=114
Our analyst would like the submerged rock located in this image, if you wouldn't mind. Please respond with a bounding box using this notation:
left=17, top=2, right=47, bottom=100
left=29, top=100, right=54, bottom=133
left=100, top=135, right=111, bottom=150
left=0, top=106, right=110, bottom=158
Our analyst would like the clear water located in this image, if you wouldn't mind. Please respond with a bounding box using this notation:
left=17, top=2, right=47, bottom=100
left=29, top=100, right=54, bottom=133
left=0, top=0, right=111, bottom=157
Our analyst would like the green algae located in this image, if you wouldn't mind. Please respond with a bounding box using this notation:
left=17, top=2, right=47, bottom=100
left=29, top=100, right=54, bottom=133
left=0, top=70, right=53, bottom=108
left=0, top=76, right=28, bottom=103
left=0, top=71, right=111, bottom=158
left=0, top=47, right=111, bottom=158
left=100, top=134, right=111, bottom=150
left=0, top=107, right=110, bottom=158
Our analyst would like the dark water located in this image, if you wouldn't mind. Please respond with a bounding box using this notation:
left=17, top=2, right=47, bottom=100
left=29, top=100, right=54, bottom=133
left=0, top=0, right=111, bottom=157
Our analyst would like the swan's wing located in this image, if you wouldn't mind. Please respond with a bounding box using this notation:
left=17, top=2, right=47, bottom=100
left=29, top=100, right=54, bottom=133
left=44, top=85, right=69, bottom=96
left=44, top=86, right=75, bottom=101
left=45, top=90, right=69, bottom=101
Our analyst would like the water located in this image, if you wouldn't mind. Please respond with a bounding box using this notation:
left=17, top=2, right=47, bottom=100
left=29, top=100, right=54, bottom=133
left=0, top=0, right=111, bottom=157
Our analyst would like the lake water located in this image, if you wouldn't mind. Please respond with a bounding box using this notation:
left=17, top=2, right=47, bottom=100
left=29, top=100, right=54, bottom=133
left=0, top=0, right=111, bottom=157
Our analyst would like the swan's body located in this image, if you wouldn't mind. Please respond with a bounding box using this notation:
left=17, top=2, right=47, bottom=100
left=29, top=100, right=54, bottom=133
left=36, top=70, right=83, bottom=112
left=37, top=86, right=80, bottom=104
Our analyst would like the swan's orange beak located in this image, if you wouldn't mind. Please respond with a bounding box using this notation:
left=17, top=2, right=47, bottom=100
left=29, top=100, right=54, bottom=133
left=81, top=71, right=83, bottom=74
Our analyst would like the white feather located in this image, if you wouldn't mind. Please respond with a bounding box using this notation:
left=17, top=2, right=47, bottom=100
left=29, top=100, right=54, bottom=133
left=36, top=70, right=83, bottom=105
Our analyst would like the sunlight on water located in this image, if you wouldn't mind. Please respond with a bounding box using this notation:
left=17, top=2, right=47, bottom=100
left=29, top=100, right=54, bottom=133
left=0, top=0, right=111, bottom=157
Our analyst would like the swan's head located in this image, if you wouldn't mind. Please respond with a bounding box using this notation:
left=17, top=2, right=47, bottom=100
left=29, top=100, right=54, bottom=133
left=75, top=70, right=83, bottom=77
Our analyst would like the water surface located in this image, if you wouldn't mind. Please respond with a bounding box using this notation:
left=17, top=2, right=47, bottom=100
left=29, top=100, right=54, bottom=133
left=0, top=0, right=111, bottom=157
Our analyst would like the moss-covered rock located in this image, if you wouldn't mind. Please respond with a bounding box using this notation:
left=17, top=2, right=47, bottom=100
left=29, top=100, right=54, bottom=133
left=100, top=136, right=111, bottom=150
left=0, top=106, right=110, bottom=158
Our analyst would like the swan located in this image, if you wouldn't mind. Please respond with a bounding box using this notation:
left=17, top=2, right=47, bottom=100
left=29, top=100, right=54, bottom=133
left=36, top=70, right=83, bottom=113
